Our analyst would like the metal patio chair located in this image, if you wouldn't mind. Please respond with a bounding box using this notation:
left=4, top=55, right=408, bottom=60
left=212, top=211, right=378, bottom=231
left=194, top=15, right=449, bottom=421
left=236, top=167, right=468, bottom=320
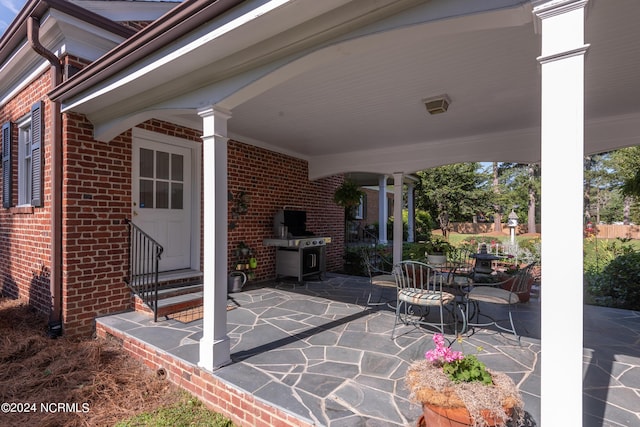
left=361, top=246, right=396, bottom=309
left=463, top=262, right=536, bottom=344
left=392, top=260, right=459, bottom=339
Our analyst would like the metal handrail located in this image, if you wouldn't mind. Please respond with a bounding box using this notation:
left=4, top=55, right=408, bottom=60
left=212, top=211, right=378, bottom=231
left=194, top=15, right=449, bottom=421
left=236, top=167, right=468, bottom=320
left=125, top=219, right=163, bottom=321
left=346, top=220, right=379, bottom=246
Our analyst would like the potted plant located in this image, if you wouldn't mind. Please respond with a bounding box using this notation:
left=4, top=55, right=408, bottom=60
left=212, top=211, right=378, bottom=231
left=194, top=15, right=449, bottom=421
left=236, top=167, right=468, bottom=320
left=406, top=334, right=524, bottom=427
left=237, top=241, right=250, bottom=256
left=333, top=179, right=365, bottom=220
left=423, top=237, right=454, bottom=265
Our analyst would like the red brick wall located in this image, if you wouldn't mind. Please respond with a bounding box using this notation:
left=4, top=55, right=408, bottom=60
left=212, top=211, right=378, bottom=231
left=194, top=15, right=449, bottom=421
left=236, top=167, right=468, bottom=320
left=227, top=141, right=344, bottom=280
left=360, top=187, right=394, bottom=227
left=61, top=117, right=203, bottom=336
left=3, top=97, right=345, bottom=336
left=97, top=323, right=314, bottom=427
left=0, top=71, right=53, bottom=314
left=62, top=113, right=133, bottom=336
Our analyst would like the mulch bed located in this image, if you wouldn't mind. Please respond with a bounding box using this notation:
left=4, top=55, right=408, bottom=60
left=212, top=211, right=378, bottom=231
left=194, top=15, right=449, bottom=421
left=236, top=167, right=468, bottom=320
left=0, top=297, right=183, bottom=426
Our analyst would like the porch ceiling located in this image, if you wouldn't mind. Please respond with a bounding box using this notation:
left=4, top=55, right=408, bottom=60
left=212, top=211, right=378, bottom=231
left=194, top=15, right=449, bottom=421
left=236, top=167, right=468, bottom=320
left=57, top=0, right=640, bottom=178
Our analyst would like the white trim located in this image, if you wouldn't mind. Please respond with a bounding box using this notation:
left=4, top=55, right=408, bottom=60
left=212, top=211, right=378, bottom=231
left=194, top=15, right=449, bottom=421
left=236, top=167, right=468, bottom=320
left=535, top=1, right=587, bottom=425
left=17, top=118, right=32, bottom=207
left=198, top=106, right=231, bottom=371
left=392, top=173, right=403, bottom=266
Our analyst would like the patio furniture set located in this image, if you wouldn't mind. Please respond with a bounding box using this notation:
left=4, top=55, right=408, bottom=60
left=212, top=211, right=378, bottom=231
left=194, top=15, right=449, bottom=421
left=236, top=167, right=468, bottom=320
left=362, top=246, right=536, bottom=343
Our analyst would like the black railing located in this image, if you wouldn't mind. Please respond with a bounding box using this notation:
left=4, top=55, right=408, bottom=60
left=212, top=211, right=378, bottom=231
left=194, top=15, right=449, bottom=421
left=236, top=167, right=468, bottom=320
left=346, top=220, right=379, bottom=246
left=125, top=219, right=163, bottom=321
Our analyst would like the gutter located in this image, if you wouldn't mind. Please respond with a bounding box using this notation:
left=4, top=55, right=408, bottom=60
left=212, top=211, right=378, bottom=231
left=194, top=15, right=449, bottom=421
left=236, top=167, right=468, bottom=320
left=0, top=0, right=135, bottom=67
left=27, top=16, right=63, bottom=338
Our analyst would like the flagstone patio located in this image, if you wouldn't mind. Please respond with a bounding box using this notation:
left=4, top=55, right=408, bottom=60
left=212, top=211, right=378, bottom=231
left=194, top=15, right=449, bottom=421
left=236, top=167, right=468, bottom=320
left=96, top=273, right=640, bottom=426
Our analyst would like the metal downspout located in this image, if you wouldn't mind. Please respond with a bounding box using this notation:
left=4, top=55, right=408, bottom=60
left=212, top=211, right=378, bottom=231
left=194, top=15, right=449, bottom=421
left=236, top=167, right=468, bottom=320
left=27, top=16, right=63, bottom=337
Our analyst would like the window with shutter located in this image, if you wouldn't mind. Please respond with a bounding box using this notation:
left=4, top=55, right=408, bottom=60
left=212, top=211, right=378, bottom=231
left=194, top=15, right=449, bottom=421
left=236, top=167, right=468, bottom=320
left=2, top=122, right=11, bottom=208
left=30, top=102, right=43, bottom=207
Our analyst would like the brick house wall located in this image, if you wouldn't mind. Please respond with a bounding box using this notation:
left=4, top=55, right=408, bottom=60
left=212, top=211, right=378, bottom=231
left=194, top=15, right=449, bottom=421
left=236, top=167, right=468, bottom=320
left=2, top=91, right=345, bottom=336
left=227, top=140, right=344, bottom=280
left=62, top=113, right=133, bottom=336
left=0, top=71, right=54, bottom=314
left=358, top=187, right=394, bottom=227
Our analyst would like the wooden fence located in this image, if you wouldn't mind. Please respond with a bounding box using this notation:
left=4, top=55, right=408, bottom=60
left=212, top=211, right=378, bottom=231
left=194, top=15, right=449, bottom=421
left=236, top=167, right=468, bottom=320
left=445, top=222, right=639, bottom=239
left=591, top=224, right=640, bottom=239
left=446, top=223, right=541, bottom=235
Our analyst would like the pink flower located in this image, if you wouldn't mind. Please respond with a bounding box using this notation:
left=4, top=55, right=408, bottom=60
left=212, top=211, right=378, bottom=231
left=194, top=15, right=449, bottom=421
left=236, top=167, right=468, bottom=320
left=425, top=334, right=464, bottom=364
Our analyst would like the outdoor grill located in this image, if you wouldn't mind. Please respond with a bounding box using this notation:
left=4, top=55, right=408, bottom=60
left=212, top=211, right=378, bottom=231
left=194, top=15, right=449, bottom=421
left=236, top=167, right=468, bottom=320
left=263, top=208, right=331, bottom=283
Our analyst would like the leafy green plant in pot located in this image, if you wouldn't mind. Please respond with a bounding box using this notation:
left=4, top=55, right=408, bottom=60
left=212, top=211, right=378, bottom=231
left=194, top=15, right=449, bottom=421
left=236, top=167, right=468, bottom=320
left=236, top=241, right=250, bottom=257
left=333, top=179, right=365, bottom=220
left=423, top=237, right=454, bottom=265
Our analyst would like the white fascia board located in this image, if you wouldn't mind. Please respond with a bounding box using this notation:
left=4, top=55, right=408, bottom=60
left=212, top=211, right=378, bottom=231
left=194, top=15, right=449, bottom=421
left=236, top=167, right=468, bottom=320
left=0, top=60, right=50, bottom=109
left=0, top=10, right=127, bottom=108
left=61, top=0, right=353, bottom=113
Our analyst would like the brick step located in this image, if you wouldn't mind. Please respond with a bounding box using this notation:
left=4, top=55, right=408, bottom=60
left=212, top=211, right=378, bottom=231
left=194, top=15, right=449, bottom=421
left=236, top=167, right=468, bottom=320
left=157, top=282, right=203, bottom=300
left=132, top=269, right=203, bottom=319
left=156, top=290, right=203, bottom=318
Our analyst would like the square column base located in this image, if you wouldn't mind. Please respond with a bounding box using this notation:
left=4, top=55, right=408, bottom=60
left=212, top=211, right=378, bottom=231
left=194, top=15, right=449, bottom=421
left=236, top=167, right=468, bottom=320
left=198, top=335, right=231, bottom=371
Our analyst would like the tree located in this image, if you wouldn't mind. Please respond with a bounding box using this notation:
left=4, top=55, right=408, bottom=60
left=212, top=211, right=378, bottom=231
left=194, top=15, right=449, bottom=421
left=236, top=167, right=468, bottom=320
left=611, top=147, right=640, bottom=224
left=492, top=162, right=503, bottom=233
left=526, top=163, right=539, bottom=233
left=415, top=163, right=489, bottom=237
left=493, top=163, right=540, bottom=233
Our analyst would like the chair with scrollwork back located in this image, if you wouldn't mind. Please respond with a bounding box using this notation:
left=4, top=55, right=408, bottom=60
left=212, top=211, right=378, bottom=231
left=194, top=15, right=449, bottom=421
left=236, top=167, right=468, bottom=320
left=392, top=260, right=458, bottom=339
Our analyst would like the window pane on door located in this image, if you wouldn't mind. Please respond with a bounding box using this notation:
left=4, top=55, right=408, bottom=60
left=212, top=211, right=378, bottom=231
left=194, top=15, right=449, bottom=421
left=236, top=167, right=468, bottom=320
left=156, top=181, right=169, bottom=209
left=171, top=154, right=183, bottom=181
left=140, top=148, right=154, bottom=178
left=157, top=151, right=169, bottom=180
left=140, top=179, right=153, bottom=208
left=171, top=183, right=183, bottom=209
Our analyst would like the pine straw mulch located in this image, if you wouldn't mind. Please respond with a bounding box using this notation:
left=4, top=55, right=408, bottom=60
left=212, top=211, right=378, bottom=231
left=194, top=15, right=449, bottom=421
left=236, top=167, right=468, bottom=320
left=0, top=297, right=184, bottom=427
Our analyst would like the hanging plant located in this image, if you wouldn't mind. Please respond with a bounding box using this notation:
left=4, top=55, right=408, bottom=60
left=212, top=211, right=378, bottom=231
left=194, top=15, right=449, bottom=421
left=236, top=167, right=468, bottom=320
left=229, top=190, right=250, bottom=229
left=333, top=179, right=364, bottom=208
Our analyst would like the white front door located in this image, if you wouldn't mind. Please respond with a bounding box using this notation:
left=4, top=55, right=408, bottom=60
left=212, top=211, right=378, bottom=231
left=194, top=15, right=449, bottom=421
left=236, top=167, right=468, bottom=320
left=132, top=132, right=193, bottom=272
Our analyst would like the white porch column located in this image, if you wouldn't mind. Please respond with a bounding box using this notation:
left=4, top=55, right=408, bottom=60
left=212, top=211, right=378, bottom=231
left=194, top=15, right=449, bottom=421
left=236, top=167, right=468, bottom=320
left=198, top=106, right=232, bottom=371
left=407, top=182, right=415, bottom=243
left=392, top=173, right=404, bottom=266
left=534, top=1, right=588, bottom=425
left=378, top=175, right=388, bottom=244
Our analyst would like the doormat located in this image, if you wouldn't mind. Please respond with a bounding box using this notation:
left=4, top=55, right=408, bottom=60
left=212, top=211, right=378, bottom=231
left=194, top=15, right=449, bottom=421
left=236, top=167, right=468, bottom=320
left=168, top=302, right=237, bottom=324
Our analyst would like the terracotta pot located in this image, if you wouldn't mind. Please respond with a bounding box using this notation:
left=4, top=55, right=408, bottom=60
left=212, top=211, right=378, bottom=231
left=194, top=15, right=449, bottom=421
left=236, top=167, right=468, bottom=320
left=421, top=402, right=513, bottom=427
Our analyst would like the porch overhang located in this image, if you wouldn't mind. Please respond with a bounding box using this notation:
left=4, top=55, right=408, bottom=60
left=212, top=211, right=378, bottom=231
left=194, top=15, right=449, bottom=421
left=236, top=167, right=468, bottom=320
left=47, top=1, right=640, bottom=426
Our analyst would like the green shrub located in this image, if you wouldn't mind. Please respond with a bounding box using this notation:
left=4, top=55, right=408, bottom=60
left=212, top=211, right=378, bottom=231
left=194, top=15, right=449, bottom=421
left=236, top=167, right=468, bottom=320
left=591, top=250, right=640, bottom=310
left=343, top=247, right=365, bottom=276
left=403, top=242, right=426, bottom=260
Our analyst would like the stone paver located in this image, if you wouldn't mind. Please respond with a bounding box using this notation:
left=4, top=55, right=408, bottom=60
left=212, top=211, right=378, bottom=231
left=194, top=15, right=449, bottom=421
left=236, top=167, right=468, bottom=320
left=97, top=273, right=640, bottom=426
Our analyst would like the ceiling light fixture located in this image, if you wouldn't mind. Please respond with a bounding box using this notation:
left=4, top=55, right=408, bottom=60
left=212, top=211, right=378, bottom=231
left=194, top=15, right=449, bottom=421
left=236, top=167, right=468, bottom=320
left=423, top=94, right=451, bottom=115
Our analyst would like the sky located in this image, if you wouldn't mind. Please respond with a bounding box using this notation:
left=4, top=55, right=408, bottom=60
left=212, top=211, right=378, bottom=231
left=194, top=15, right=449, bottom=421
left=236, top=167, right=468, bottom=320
left=0, top=0, right=24, bottom=36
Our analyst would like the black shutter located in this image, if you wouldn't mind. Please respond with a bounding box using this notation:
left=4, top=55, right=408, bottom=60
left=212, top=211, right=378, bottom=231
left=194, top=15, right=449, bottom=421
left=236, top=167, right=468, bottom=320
left=2, top=122, right=11, bottom=208
left=362, top=194, right=367, bottom=219
left=31, top=102, right=43, bottom=207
